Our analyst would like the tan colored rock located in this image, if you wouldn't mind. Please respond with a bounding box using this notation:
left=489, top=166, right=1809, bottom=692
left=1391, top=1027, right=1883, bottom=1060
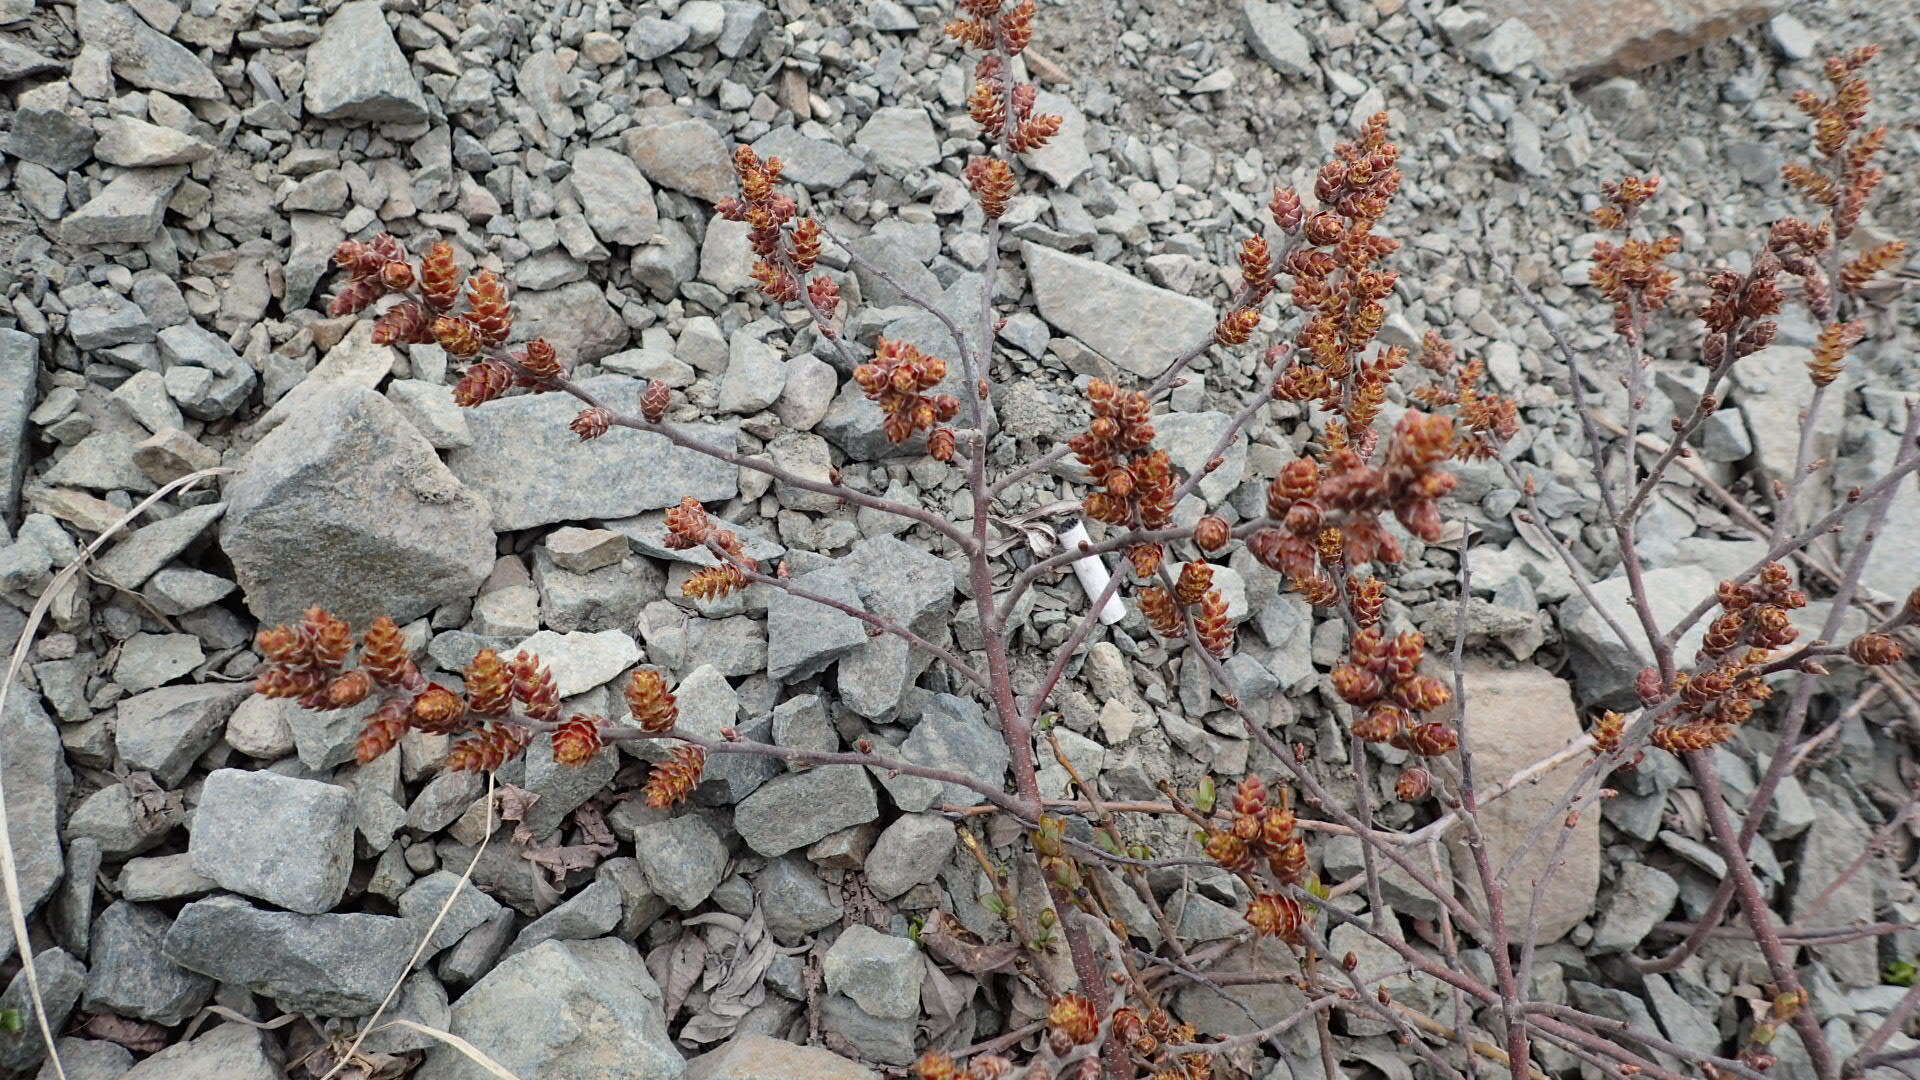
left=1445, top=661, right=1600, bottom=944
left=1480, top=0, right=1778, bottom=82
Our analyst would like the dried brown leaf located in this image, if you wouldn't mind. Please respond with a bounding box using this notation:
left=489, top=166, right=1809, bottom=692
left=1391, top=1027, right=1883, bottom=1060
left=920, top=910, right=1018, bottom=975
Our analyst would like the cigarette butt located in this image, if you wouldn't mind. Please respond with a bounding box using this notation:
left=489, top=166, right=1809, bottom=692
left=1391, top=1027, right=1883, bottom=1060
left=1062, top=521, right=1126, bottom=625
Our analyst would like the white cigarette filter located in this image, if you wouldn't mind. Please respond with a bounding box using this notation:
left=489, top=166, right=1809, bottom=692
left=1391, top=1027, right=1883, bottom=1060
left=1061, top=521, right=1126, bottom=625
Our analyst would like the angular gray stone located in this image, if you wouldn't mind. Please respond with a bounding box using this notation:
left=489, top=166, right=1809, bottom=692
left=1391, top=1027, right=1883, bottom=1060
left=758, top=855, right=842, bottom=943
left=400, top=870, right=506, bottom=955
left=511, top=280, right=630, bottom=363
left=0, top=948, right=83, bottom=1072
left=69, top=294, right=156, bottom=349
left=627, top=18, right=690, bottom=60
left=864, top=814, right=955, bottom=900
left=751, top=127, right=865, bottom=190
left=821, top=995, right=915, bottom=1066
left=506, top=879, right=624, bottom=956
left=855, top=107, right=941, bottom=175
left=42, top=432, right=155, bottom=493
left=164, top=895, right=416, bottom=1016
left=155, top=324, right=254, bottom=421
left=7, top=83, right=94, bottom=172
left=1, top=693, right=66, bottom=922
left=94, top=503, right=224, bottom=592
left=634, top=813, right=728, bottom=910
left=66, top=784, right=177, bottom=858
left=93, top=116, right=210, bottom=167
left=76, top=0, right=222, bottom=97
left=37, top=1038, right=134, bottom=1080
left=1466, top=17, right=1545, bottom=75
left=689, top=1034, right=878, bottom=1080
left=304, top=0, right=430, bottom=122
left=446, top=376, right=735, bottom=530
left=766, top=564, right=866, bottom=681
left=111, top=631, right=203, bottom=692
left=118, top=854, right=217, bottom=902
left=416, top=938, right=683, bottom=1080
left=1590, top=863, right=1678, bottom=955
left=61, top=167, right=186, bottom=246
left=716, top=335, right=785, bottom=415
left=83, top=901, right=213, bottom=1026
left=1157, top=410, right=1248, bottom=503
left=223, top=385, right=494, bottom=625
left=1791, top=800, right=1877, bottom=986
left=735, top=766, right=877, bottom=857
left=121, top=1021, right=277, bottom=1080
left=1241, top=0, right=1314, bottom=76
left=0, top=39, right=60, bottom=81
left=190, top=768, right=355, bottom=915
left=1024, top=242, right=1213, bottom=378
left=889, top=693, right=1008, bottom=812
left=1562, top=565, right=1716, bottom=704
left=114, top=683, right=249, bottom=786
left=570, top=146, right=659, bottom=246
left=519, top=726, right=620, bottom=836
left=510, top=629, right=641, bottom=697
left=624, top=107, right=736, bottom=204
left=823, top=925, right=921, bottom=1020
left=0, top=330, right=34, bottom=523
left=1026, top=91, right=1090, bottom=189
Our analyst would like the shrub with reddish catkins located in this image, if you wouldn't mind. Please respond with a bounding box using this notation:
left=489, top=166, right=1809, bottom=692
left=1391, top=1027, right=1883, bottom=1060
left=1047, top=993, right=1099, bottom=1050
left=419, top=240, right=461, bottom=312
left=408, top=684, right=467, bottom=735
left=663, top=496, right=714, bottom=549
left=570, top=407, right=612, bottom=440
left=641, top=379, right=670, bottom=423
left=464, top=270, right=511, bottom=345
left=1590, top=711, right=1627, bottom=755
left=1192, top=589, right=1233, bottom=657
left=550, top=715, right=604, bottom=765
left=326, top=670, right=371, bottom=708
left=1651, top=723, right=1734, bottom=754
left=464, top=649, right=512, bottom=716
left=354, top=699, right=410, bottom=765
left=853, top=339, right=961, bottom=447
left=446, top=724, right=532, bottom=773
left=509, top=651, right=560, bottom=722
left=1395, top=766, right=1431, bottom=802
left=684, top=563, right=750, bottom=601
left=283, top=33, right=1916, bottom=1080
left=452, top=359, right=514, bottom=407
left=644, top=745, right=706, bottom=807
left=359, top=616, right=415, bottom=686
left=1848, top=633, right=1904, bottom=666
left=965, top=157, right=1015, bottom=218
left=431, top=315, right=485, bottom=358
left=625, top=668, right=678, bottom=734
left=1138, top=586, right=1182, bottom=639
left=1246, top=893, right=1305, bottom=943
left=516, top=339, right=562, bottom=381
left=370, top=300, right=432, bottom=346
left=1193, top=515, right=1229, bottom=552
left=1072, top=379, right=1175, bottom=533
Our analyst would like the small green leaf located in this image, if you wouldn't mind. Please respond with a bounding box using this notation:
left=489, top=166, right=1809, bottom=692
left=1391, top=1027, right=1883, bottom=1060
left=1886, top=959, right=1917, bottom=987
left=0, top=1010, right=20, bottom=1034
left=1195, top=776, right=1217, bottom=815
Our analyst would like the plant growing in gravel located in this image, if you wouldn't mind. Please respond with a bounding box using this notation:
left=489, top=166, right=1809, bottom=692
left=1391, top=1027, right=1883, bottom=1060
left=281, top=20, right=1920, bottom=1080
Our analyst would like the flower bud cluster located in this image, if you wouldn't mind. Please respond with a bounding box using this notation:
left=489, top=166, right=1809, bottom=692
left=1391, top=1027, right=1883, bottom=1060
left=853, top=339, right=961, bottom=453
left=1648, top=564, right=1805, bottom=754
